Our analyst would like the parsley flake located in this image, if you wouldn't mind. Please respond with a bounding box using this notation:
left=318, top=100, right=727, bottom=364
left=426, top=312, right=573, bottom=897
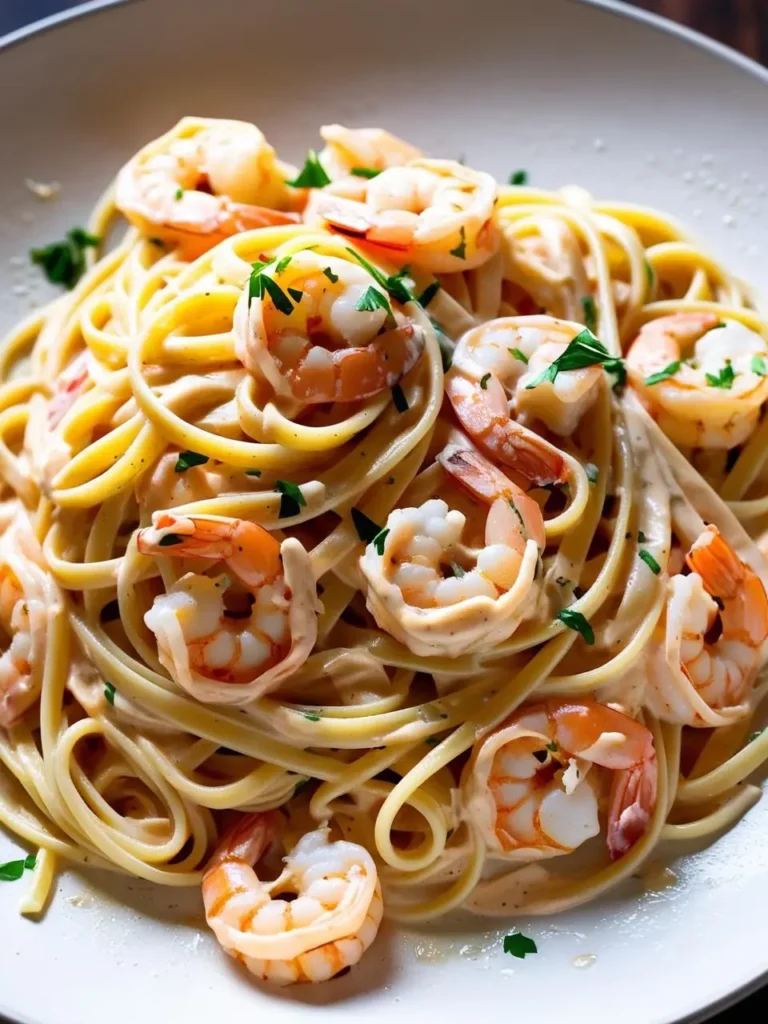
left=104, top=682, right=116, bottom=705
left=584, top=462, right=599, bottom=484
left=260, top=274, right=295, bottom=315
left=581, top=295, right=597, bottom=333
left=286, top=150, right=331, bottom=189
left=480, top=372, right=491, bottom=390
left=644, top=360, right=681, bottom=386
left=508, top=170, right=529, bottom=186
left=345, top=247, right=414, bottom=304
left=350, top=167, right=381, bottom=179
left=288, top=287, right=304, bottom=303
left=372, top=527, right=390, bottom=556
left=752, top=355, right=767, bottom=376
left=351, top=507, right=383, bottom=545
left=323, top=266, right=339, bottom=284
left=706, top=362, right=736, bottom=389
left=392, top=384, right=409, bottom=412
left=275, top=255, right=293, bottom=274
left=174, top=450, right=209, bottom=473
left=638, top=550, right=661, bottom=575
left=275, top=480, right=306, bottom=518
left=525, top=328, right=625, bottom=392
left=449, top=226, right=467, bottom=260
left=174, top=187, right=183, bottom=200
left=556, top=608, right=595, bottom=645
left=355, top=285, right=393, bottom=319
left=546, top=741, right=559, bottom=752
left=0, top=853, right=36, bottom=882
left=503, top=932, right=537, bottom=958
left=417, top=280, right=441, bottom=308
left=638, top=530, right=647, bottom=543
left=30, top=227, right=100, bottom=289
left=302, top=712, right=321, bottom=722
left=509, top=347, right=528, bottom=364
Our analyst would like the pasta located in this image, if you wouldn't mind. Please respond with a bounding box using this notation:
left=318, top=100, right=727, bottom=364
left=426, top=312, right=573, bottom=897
left=1, top=115, right=768, bottom=986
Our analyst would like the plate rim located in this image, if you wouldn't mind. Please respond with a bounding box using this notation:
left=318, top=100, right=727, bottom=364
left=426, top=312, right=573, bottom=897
left=0, top=1, right=766, bottom=1023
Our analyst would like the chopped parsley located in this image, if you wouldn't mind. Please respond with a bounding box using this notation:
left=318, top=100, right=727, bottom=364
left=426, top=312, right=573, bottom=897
left=302, top=712, right=321, bottom=722
left=638, top=530, right=647, bottom=543
left=392, top=384, right=409, bottom=413
left=581, top=295, right=597, bottom=334
left=644, top=361, right=681, bottom=386
left=259, top=274, right=295, bottom=315
left=345, top=247, right=414, bottom=304
left=508, top=170, right=529, bottom=186
left=174, top=187, right=183, bottom=200
left=480, top=372, right=491, bottom=390
left=355, top=285, right=393, bottom=319
left=351, top=507, right=383, bottom=545
left=0, top=853, right=36, bottom=882
left=556, top=608, right=595, bottom=645
left=638, top=550, right=661, bottom=575
left=158, top=533, right=183, bottom=547
left=417, top=280, right=441, bottom=308
left=503, top=932, right=537, bottom=958
left=286, top=150, right=331, bottom=189
left=509, top=347, right=528, bottom=364
left=275, top=255, right=293, bottom=274
left=104, top=682, right=116, bottom=706
left=350, top=167, right=381, bottom=179
left=584, top=462, right=599, bottom=484
left=372, top=528, right=390, bottom=556
left=275, top=480, right=306, bottom=518
left=174, top=450, right=209, bottom=473
left=752, top=355, right=767, bottom=376
left=546, top=741, right=559, bottom=752
left=525, top=328, right=625, bottom=392
left=706, top=361, right=735, bottom=389
left=288, top=287, right=304, bottom=303
left=30, top=227, right=100, bottom=289
left=449, top=226, right=467, bottom=260
left=245, top=469, right=262, bottom=477
left=323, top=266, right=339, bottom=284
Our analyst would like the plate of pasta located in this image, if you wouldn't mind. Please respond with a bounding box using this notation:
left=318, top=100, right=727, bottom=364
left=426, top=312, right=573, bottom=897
left=2, top=0, right=768, bottom=1022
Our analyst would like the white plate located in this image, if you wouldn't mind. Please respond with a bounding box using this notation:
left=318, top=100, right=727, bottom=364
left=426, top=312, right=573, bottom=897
left=1, top=1, right=767, bottom=1022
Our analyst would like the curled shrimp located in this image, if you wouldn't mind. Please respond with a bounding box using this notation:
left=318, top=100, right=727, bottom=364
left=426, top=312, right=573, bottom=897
left=359, top=444, right=544, bottom=658
left=234, top=249, right=425, bottom=408
left=462, top=697, right=657, bottom=862
left=0, top=511, right=60, bottom=727
left=644, top=525, right=768, bottom=726
left=307, top=158, right=499, bottom=272
left=319, top=124, right=421, bottom=183
left=202, top=811, right=383, bottom=985
left=448, top=315, right=603, bottom=446
left=115, top=117, right=301, bottom=259
left=626, top=313, right=768, bottom=449
left=136, top=513, right=319, bottom=704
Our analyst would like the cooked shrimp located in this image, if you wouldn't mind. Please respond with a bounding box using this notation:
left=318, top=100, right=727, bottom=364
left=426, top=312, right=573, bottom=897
left=307, top=158, right=499, bottom=272
left=202, top=811, right=383, bottom=985
left=447, top=316, right=602, bottom=452
left=234, top=249, right=425, bottom=407
left=136, top=513, right=319, bottom=704
left=115, top=117, right=301, bottom=259
left=644, top=525, right=768, bottom=726
left=0, top=512, right=60, bottom=727
left=462, top=697, right=657, bottom=862
left=359, top=444, right=544, bottom=657
left=502, top=219, right=591, bottom=321
left=319, top=124, right=421, bottom=183
left=626, top=314, right=768, bottom=449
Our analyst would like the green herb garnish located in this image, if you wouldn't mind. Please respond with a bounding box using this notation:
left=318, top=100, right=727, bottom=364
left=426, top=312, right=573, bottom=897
left=345, top=247, right=414, bottom=304
left=509, top=348, right=528, bottom=364
left=503, top=932, right=537, bottom=958
left=637, top=530, right=647, bottom=543
left=350, top=167, right=381, bottom=179
left=174, top=451, right=209, bottom=473
left=174, top=187, right=183, bottom=200
left=355, top=285, right=393, bottom=319
left=30, top=227, right=100, bottom=289
left=584, top=463, right=599, bottom=484
left=275, top=255, right=293, bottom=274
left=706, top=361, right=736, bottom=389
left=508, top=170, right=529, bottom=186
left=417, top=280, right=441, bottom=308
left=449, top=226, right=467, bottom=260
left=644, top=361, right=681, bottom=386
left=525, top=328, right=625, bottom=391
left=286, top=150, right=331, bottom=189
left=104, top=683, right=116, bottom=706
left=0, top=853, right=36, bottom=882
left=581, top=295, right=597, bottom=333
left=372, top=527, right=390, bottom=556
left=556, top=608, right=595, bottom=645
left=638, top=550, right=661, bottom=575
left=351, top=507, right=383, bottom=545
left=275, top=480, right=306, bottom=518
left=480, top=372, right=491, bottom=390
left=751, top=355, right=767, bottom=376
left=288, top=287, right=304, bottom=303
left=302, top=712, right=321, bottom=722
left=323, top=266, right=339, bottom=284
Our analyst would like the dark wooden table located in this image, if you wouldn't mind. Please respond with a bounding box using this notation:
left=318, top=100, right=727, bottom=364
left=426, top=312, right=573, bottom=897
left=0, top=1, right=765, bottom=1022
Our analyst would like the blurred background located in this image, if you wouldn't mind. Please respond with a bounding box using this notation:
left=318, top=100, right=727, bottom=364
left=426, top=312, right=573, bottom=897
left=0, top=0, right=767, bottom=62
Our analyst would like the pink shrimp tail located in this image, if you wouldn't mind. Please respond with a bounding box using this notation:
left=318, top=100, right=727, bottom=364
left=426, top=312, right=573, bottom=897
left=206, top=810, right=283, bottom=874
left=606, top=751, right=658, bottom=861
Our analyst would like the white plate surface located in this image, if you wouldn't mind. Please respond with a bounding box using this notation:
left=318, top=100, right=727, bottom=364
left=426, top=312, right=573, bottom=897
left=1, top=1, right=767, bottom=1022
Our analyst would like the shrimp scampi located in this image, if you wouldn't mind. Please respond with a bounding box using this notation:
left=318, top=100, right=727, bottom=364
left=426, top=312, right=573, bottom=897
left=202, top=812, right=383, bottom=985
left=135, top=513, right=319, bottom=704
left=462, top=697, right=658, bottom=862
left=359, top=444, right=544, bottom=657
